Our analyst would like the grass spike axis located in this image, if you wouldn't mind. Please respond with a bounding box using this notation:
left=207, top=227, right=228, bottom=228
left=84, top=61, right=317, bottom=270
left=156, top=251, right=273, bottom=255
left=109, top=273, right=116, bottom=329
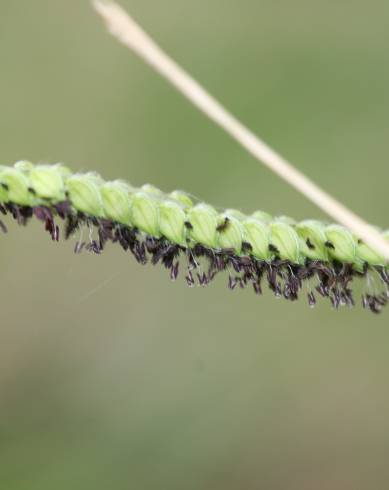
left=0, top=162, right=388, bottom=313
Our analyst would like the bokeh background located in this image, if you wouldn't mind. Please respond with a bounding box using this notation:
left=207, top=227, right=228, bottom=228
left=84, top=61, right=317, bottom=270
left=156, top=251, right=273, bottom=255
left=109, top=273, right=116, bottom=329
left=1, top=1, right=389, bottom=488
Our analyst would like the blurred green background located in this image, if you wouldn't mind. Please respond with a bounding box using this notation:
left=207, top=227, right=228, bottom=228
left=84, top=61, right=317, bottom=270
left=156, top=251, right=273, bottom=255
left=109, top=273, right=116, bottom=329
left=1, top=1, right=389, bottom=489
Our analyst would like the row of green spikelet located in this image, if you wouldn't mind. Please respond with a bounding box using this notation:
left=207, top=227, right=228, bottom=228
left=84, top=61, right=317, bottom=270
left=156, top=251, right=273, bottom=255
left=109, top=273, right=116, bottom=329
left=0, top=161, right=387, bottom=270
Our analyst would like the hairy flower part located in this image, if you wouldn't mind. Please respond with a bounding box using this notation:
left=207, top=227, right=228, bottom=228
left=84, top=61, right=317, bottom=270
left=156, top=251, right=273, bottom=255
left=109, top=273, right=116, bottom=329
left=0, top=162, right=388, bottom=313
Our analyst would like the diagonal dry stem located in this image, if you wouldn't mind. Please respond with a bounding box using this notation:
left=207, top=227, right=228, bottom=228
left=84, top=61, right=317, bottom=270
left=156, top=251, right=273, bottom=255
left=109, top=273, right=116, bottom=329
left=93, top=0, right=389, bottom=261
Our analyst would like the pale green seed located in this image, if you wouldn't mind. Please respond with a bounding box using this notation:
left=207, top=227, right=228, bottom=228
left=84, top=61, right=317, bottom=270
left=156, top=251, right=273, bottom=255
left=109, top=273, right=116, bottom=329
left=130, top=191, right=160, bottom=237
left=216, top=214, right=244, bottom=253
left=325, top=224, right=356, bottom=263
left=159, top=200, right=187, bottom=246
left=186, top=203, right=218, bottom=249
left=356, top=241, right=385, bottom=266
left=66, top=174, right=104, bottom=217
left=356, top=228, right=386, bottom=266
left=295, top=220, right=328, bottom=261
left=0, top=168, right=33, bottom=206
left=270, top=222, right=301, bottom=263
left=101, top=180, right=132, bottom=225
left=29, top=165, right=66, bottom=201
left=242, top=218, right=271, bottom=260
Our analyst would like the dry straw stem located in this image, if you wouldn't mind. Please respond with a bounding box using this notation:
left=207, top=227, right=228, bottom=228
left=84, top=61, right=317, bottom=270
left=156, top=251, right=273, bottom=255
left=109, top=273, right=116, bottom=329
left=93, top=0, right=389, bottom=261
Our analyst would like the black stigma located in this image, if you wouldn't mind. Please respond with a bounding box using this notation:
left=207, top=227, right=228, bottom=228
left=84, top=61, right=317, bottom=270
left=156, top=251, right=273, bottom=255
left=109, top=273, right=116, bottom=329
left=216, top=217, right=230, bottom=232
left=28, top=187, right=36, bottom=195
left=268, top=243, right=279, bottom=254
left=241, top=241, right=253, bottom=253
left=306, top=238, right=315, bottom=250
left=325, top=240, right=335, bottom=250
left=1, top=183, right=9, bottom=191
left=184, top=221, right=193, bottom=230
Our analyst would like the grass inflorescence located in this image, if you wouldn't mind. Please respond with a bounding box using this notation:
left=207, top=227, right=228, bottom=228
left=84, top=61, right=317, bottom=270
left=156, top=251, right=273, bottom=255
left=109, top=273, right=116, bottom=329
left=1, top=161, right=388, bottom=313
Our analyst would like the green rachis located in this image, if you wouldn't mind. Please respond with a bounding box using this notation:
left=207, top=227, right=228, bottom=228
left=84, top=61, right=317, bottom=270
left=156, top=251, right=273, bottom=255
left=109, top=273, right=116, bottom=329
left=1, top=161, right=388, bottom=313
